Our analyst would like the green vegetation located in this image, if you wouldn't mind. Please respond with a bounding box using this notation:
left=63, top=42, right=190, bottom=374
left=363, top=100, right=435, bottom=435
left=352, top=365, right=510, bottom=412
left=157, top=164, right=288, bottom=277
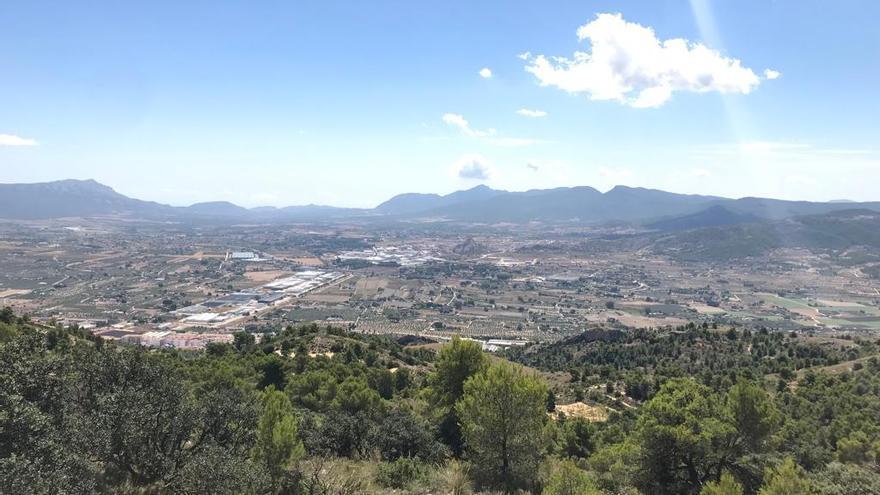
left=457, top=360, right=549, bottom=491
left=701, top=473, right=744, bottom=495
left=2, top=308, right=880, bottom=494
left=507, top=323, right=875, bottom=402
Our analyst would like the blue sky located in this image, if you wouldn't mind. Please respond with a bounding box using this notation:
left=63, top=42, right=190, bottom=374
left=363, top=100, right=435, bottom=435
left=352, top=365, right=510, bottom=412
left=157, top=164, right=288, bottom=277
left=1, top=0, right=878, bottom=207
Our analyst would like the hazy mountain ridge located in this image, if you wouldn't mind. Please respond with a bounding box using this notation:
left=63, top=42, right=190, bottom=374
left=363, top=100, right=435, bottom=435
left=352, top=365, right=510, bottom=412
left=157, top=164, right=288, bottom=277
left=376, top=184, right=504, bottom=215
left=651, top=209, right=880, bottom=261
left=3, top=179, right=880, bottom=226
left=646, top=205, right=761, bottom=231
left=0, top=179, right=173, bottom=219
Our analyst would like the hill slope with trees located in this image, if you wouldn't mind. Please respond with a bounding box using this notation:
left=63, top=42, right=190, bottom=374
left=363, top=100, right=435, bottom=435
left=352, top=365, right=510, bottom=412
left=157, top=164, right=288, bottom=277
left=2, top=309, right=880, bottom=494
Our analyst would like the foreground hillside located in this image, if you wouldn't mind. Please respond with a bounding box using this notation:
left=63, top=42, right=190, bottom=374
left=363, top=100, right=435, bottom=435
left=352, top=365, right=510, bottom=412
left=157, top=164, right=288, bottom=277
left=2, top=308, right=880, bottom=494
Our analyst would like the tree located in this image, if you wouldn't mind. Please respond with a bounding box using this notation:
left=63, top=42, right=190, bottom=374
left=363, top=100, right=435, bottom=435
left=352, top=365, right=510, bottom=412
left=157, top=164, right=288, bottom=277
left=701, top=473, right=744, bottom=495
left=456, top=361, right=548, bottom=492
left=233, top=331, right=255, bottom=352
left=1, top=330, right=263, bottom=493
left=369, top=368, right=394, bottom=400
left=394, top=367, right=412, bottom=393
left=633, top=378, right=735, bottom=495
left=547, top=389, right=557, bottom=412
left=809, top=462, right=880, bottom=494
left=253, top=387, right=304, bottom=483
left=543, top=459, right=600, bottom=495
left=588, top=440, right=641, bottom=494
left=727, top=380, right=779, bottom=452
left=0, top=306, right=14, bottom=324
left=373, top=408, right=447, bottom=462
left=429, top=335, right=487, bottom=454
left=836, top=431, right=878, bottom=464
left=759, top=458, right=812, bottom=495
left=308, top=410, right=375, bottom=458
left=257, top=355, right=286, bottom=390
left=559, top=417, right=598, bottom=459
left=431, top=336, right=488, bottom=406
left=333, top=377, right=381, bottom=415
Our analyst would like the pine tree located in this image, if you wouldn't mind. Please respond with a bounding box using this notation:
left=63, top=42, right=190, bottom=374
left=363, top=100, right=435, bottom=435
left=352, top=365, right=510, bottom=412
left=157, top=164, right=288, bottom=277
left=253, top=386, right=304, bottom=483
left=456, top=361, right=548, bottom=492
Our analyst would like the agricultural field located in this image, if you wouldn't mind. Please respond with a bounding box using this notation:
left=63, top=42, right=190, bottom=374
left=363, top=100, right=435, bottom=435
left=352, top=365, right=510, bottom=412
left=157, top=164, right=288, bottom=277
left=0, top=217, right=878, bottom=347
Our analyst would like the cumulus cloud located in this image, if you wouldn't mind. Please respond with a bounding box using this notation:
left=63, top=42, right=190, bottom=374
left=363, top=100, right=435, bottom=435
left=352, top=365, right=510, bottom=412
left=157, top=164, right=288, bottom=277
left=479, top=67, right=493, bottom=78
left=453, top=154, right=494, bottom=180
left=524, top=13, right=766, bottom=108
left=517, top=108, right=548, bottom=118
left=517, top=51, right=532, bottom=61
left=764, top=69, right=781, bottom=80
left=0, top=134, right=38, bottom=146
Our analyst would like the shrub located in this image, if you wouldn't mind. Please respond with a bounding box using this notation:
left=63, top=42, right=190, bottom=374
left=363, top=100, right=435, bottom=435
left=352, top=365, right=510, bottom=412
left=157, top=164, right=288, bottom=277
left=543, top=459, right=599, bottom=495
left=375, top=457, right=427, bottom=489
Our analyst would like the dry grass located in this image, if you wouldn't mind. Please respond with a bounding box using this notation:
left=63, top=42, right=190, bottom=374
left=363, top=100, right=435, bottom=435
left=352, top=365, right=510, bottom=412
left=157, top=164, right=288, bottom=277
left=552, top=402, right=610, bottom=422
left=439, top=460, right=473, bottom=495
left=290, top=256, right=325, bottom=266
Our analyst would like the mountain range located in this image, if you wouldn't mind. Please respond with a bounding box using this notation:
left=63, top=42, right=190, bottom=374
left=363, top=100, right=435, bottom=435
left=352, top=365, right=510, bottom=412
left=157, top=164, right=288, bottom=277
left=3, top=179, right=880, bottom=229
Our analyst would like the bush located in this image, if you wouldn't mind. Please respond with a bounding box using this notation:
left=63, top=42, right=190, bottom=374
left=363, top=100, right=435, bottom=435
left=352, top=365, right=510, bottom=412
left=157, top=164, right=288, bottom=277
left=542, top=459, right=599, bottom=495
left=373, top=408, right=448, bottom=462
left=375, top=457, right=427, bottom=488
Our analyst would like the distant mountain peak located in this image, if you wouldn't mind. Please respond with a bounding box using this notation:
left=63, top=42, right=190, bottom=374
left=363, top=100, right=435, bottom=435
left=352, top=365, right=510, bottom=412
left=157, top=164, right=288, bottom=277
left=0, top=179, right=163, bottom=219
left=464, top=184, right=494, bottom=192
left=50, top=178, right=119, bottom=194
left=606, top=185, right=637, bottom=193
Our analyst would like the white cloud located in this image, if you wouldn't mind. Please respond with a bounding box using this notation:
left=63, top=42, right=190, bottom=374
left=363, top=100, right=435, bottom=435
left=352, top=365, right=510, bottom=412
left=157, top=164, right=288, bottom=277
left=517, top=51, right=531, bottom=61
left=516, top=108, right=548, bottom=118
left=0, top=134, right=38, bottom=146
left=524, top=13, right=762, bottom=108
left=764, top=69, right=781, bottom=80
left=452, top=154, right=494, bottom=180
left=526, top=162, right=540, bottom=171
left=479, top=67, right=493, bottom=78
left=442, top=113, right=496, bottom=138
left=442, top=113, right=542, bottom=147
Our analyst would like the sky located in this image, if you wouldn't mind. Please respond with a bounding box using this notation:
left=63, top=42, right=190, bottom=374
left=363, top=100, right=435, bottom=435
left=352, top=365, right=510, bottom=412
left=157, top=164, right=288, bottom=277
left=1, top=0, right=879, bottom=208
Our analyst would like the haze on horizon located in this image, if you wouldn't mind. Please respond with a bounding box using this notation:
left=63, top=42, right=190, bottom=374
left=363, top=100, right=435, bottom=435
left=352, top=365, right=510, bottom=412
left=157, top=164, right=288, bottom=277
left=1, top=0, right=878, bottom=208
